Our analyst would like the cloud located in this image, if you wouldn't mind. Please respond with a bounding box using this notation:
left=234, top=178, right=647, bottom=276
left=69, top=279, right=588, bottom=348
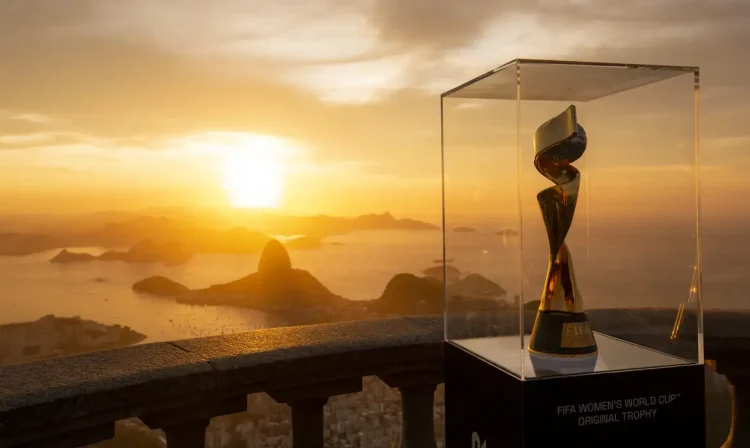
left=0, top=0, right=513, bottom=104
left=367, top=0, right=519, bottom=51
left=58, top=1, right=380, bottom=62
left=540, top=0, right=750, bottom=24
left=0, top=0, right=749, bottom=221
left=704, top=136, right=750, bottom=150
left=0, top=110, right=62, bottom=135
left=287, top=56, right=414, bottom=103
left=2, top=0, right=748, bottom=107
left=0, top=132, right=92, bottom=149
left=8, top=113, right=57, bottom=124
left=0, top=0, right=96, bottom=33
left=0, top=134, right=47, bottom=146
left=0, top=0, right=749, bottom=161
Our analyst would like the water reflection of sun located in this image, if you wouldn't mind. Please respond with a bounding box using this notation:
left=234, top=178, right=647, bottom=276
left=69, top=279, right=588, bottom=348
left=221, top=135, right=289, bottom=209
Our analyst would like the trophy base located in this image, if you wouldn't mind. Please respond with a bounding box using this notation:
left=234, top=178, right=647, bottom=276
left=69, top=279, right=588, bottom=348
left=529, top=310, right=598, bottom=357
left=529, top=350, right=598, bottom=376
left=445, top=336, right=705, bottom=447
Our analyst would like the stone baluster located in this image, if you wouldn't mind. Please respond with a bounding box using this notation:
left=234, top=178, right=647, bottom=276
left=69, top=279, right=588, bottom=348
left=269, top=378, right=362, bottom=448
left=139, top=396, right=248, bottom=448
left=379, top=370, right=443, bottom=448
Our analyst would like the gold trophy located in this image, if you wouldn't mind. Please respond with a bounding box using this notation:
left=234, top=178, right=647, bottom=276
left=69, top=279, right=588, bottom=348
left=528, top=105, right=598, bottom=375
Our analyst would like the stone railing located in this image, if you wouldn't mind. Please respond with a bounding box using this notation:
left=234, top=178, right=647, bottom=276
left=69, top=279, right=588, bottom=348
left=0, top=316, right=443, bottom=448
left=0, top=310, right=748, bottom=448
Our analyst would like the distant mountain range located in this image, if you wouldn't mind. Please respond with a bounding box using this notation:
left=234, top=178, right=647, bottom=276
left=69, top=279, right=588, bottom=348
left=0, top=211, right=438, bottom=257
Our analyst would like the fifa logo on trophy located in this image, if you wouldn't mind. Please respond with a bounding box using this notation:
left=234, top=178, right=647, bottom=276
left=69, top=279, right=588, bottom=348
left=528, top=105, right=598, bottom=375
left=472, top=431, right=486, bottom=448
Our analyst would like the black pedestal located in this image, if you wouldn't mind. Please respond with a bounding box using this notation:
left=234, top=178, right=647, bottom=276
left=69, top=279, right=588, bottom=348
left=445, top=337, right=705, bottom=447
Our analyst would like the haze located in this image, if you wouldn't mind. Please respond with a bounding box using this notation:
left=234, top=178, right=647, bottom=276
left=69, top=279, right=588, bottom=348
left=0, top=0, right=746, bottom=227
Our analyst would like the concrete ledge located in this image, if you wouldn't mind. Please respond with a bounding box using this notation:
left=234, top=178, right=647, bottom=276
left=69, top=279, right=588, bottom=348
left=172, top=315, right=444, bottom=394
left=0, top=342, right=214, bottom=445
left=0, top=310, right=747, bottom=447
left=0, top=316, right=443, bottom=447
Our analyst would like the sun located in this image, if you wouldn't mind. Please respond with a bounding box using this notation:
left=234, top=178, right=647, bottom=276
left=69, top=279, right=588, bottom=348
left=221, top=136, right=287, bottom=209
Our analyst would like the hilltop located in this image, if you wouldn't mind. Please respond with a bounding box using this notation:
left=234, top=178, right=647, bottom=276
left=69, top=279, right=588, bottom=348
left=131, top=240, right=339, bottom=305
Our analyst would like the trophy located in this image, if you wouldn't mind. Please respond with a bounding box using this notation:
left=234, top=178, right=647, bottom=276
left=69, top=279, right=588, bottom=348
left=528, top=105, right=598, bottom=375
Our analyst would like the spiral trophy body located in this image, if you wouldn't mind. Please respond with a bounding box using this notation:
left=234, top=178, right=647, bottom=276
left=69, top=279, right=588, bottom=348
left=528, top=105, right=598, bottom=375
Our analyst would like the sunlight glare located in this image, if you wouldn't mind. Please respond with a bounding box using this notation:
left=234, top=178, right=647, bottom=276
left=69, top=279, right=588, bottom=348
left=221, top=135, right=288, bottom=209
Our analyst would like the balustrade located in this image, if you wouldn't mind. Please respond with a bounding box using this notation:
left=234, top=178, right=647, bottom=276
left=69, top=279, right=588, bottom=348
left=0, top=311, right=747, bottom=447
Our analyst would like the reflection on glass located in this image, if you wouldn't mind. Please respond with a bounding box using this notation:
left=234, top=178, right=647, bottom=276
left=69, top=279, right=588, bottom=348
left=528, top=105, right=598, bottom=375
left=671, top=265, right=700, bottom=340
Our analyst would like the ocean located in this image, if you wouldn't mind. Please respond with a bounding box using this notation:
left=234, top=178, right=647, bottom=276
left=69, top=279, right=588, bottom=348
left=0, top=228, right=747, bottom=344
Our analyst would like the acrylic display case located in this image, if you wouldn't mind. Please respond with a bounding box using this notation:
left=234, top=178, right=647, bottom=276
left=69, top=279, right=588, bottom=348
left=441, top=60, right=704, bottom=447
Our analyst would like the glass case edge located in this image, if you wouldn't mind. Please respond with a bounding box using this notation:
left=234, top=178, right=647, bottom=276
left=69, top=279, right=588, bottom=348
left=440, top=59, right=699, bottom=99
left=516, top=58, right=699, bottom=72
left=515, top=60, right=526, bottom=379
left=440, top=66, right=504, bottom=98
left=440, top=96, right=448, bottom=342
left=693, top=69, right=705, bottom=364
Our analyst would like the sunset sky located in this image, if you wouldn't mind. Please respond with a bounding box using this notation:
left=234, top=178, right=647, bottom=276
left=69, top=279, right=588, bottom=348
left=1, top=0, right=749, bottom=224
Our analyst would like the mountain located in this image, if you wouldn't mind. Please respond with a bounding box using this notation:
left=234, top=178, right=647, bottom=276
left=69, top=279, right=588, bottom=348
left=130, top=237, right=511, bottom=323
left=133, top=276, right=190, bottom=296
left=422, top=265, right=461, bottom=283
left=352, top=212, right=436, bottom=231
left=50, top=250, right=98, bottom=263
left=447, top=273, right=508, bottom=300
left=0, top=211, right=437, bottom=256
left=0, top=315, right=146, bottom=367
left=132, top=239, right=345, bottom=311
left=368, top=271, right=511, bottom=317
left=51, top=239, right=191, bottom=266
left=0, top=232, right=61, bottom=256
left=370, top=273, right=444, bottom=316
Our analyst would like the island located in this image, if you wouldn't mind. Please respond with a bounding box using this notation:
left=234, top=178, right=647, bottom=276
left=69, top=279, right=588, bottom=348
left=367, top=271, right=510, bottom=317
left=133, top=239, right=512, bottom=323
left=51, top=239, right=191, bottom=266
left=454, top=226, right=476, bottom=233
left=180, top=239, right=344, bottom=309
left=0, top=315, right=146, bottom=367
left=132, top=276, right=189, bottom=296
left=50, top=250, right=98, bottom=263
left=367, top=273, right=443, bottom=316
left=133, top=239, right=350, bottom=325
left=0, top=232, right=60, bottom=256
